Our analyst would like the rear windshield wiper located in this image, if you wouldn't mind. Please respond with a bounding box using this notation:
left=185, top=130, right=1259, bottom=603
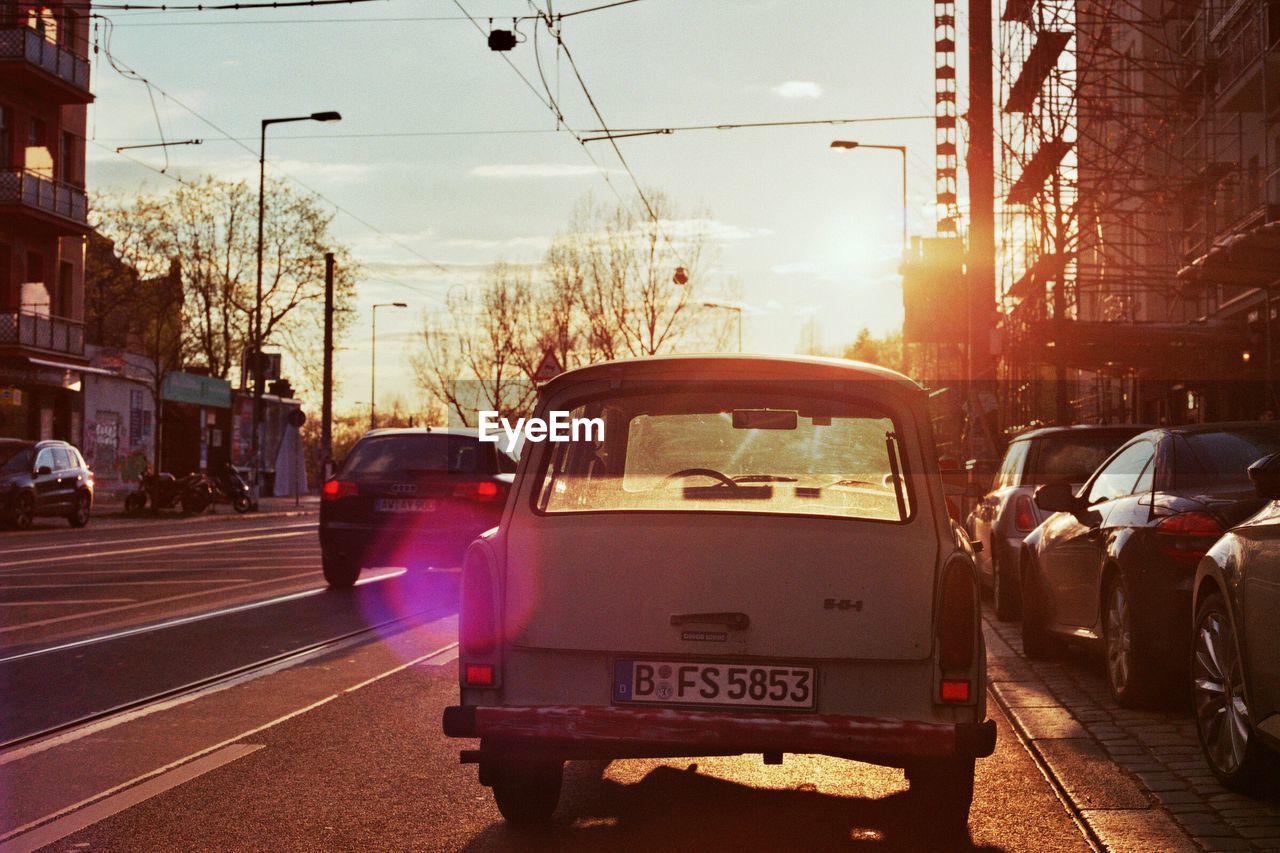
left=732, top=474, right=798, bottom=484
left=682, top=485, right=774, bottom=500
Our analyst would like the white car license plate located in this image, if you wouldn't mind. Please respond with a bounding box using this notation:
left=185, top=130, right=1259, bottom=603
left=613, top=660, right=815, bottom=710
left=374, top=498, right=436, bottom=513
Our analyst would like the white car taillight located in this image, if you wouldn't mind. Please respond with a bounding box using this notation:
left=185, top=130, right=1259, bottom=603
left=938, top=559, right=977, bottom=703
left=460, top=549, right=501, bottom=688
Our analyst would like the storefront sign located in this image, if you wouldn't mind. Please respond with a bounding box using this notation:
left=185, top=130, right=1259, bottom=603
left=162, top=372, right=232, bottom=409
left=0, top=386, right=21, bottom=407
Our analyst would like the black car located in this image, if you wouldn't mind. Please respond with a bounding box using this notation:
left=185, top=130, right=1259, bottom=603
left=318, top=428, right=516, bottom=588
left=0, top=438, right=95, bottom=529
left=1190, top=452, right=1280, bottom=794
left=1019, top=422, right=1280, bottom=706
left=967, top=425, right=1147, bottom=621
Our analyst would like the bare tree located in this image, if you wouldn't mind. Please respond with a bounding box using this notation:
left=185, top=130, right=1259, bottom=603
left=413, top=193, right=729, bottom=422
left=93, top=177, right=358, bottom=391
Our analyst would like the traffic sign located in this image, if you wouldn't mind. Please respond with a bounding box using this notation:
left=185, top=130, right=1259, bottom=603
left=534, top=351, right=564, bottom=382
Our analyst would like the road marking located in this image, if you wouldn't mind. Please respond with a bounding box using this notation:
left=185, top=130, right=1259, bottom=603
left=1, top=581, right=247, bottom=588
left=0, top=616, right=452, bottom=766
left=0, top=599, right=135, bottom=606
left=0, top=572, right=316, bottom=634
left=0, top=569, right=406, bottom=658
left=6, top=564, right=318, bottom=577
left=0, top=638, right=458, bottom=845
left=0, top=743, right=265, bottom=853
left=2, top=530, right=311, bottom=569
left=0, top=522, right=317, bottom=556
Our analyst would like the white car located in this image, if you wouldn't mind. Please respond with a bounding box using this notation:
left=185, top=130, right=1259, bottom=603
left=443, top=355, right=995, bottom=836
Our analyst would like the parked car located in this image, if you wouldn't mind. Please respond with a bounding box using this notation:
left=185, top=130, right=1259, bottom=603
left=1190, top=451, right=1280, bottom=793
left=968, top=425, right=1147, bottom=620
left=318, top=428, right=516, bottom=588
left=442, top=355, right=995, bottom=837
left=1020, top=422, right=1280, bottom=707
left=0, top=438, right=94, bottom=529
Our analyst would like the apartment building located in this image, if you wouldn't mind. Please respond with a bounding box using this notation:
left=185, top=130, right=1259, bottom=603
left=0, top=0, right=92, bottom=442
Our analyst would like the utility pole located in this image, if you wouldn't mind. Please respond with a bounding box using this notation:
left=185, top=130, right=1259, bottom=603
left=968, top=0, right=998, bottom=447
left=321, top=251, right=335, bottom=479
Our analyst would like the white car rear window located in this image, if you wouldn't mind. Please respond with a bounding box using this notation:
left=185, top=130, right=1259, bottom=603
left=536, top=389, right=911, bottom=522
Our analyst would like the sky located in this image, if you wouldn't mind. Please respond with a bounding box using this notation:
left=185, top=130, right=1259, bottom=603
left=86, top=0, right=954, bottom=412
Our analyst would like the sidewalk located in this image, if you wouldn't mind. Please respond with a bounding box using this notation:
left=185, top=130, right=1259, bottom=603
left=984, top=608, right=1280, bottom=852
left=92, top=489, right=319, bottom=518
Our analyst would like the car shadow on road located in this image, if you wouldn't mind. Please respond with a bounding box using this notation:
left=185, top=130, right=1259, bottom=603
left=460, top=760, right=1000, bottom=852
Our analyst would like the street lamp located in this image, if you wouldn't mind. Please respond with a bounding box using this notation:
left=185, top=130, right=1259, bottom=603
left=249, top=110, right=341, bottom=508
left=703, top=301, right=743, bottom=353
left=370, top=302, right=407, bottom=430
left=830, top=140, right=909, bottom=259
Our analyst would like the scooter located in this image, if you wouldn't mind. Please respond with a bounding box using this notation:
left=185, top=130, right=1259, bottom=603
left=124, top=469, right=215, bottom=515
left=211, top=463, right=253, bottom=513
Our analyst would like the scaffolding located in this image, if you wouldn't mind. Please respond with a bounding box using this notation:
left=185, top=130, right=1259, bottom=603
left=994, top=0, right=1235, bottom=431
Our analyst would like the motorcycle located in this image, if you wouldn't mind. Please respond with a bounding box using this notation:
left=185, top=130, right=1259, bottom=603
left=211, top=463, right=253, bottom=513
left=124, top=469, right=215, bottom=515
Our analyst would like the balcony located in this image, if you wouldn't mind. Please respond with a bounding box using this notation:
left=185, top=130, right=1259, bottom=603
left=0, top=169, right=88, bottom=234
left=0, top=27, right=92, bottom=104
left=0, top=311, right=85, bottom=357
left=1213, top=0, right=1280, bottom=111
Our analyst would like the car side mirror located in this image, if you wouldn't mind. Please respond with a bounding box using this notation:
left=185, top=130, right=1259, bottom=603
left=36, top=465, right=52, bottom=476
left=1247, top=452, right=1280, bottom=500
left=1034, top=481, right=1079, bottom=513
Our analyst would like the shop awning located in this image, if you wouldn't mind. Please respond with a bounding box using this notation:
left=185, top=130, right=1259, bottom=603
left=27, top=356, right=115, bottom=376
left=1177, top=221, right=1280, bottom=288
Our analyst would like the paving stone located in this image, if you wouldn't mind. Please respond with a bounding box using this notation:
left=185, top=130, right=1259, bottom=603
left=993, top=681, right=1060, bottom=707
left=1081, top=808, right=1199, bottom=852
left=1196, top=838, right=1258, bottom=851
left=1007, top=704, right=1088, bottom=740
left=1153, top=790, right=1206, bottom=805
left=1036, top=739, right=1151, bottom=809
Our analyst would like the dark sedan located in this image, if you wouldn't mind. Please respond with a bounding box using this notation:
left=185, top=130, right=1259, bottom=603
left=318, top=428, right=516, bottom=588
left=1019, top=422, right=1280, bottom=707
left=0, top=439, right=95, bottom=529
left=1191, top=451, right=1280, bottom=793
left=968, top=424, right=1146, bottom=621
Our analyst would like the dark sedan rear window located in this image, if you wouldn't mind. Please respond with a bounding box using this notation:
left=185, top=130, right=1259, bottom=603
left=1026, top=433, right=1137, bottom=485
left=1177, top=429, right=1280, bottom=488
left=0, top=444, right=33, bottom=473
left=342, top=435, right=490, bottom=476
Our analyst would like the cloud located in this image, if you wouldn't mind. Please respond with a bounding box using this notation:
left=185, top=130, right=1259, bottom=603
left=469, top=163, right=616, bottom=178
left=771, top=81, right=823, bottom=99
left=659, top=218, right=772, bottom=243
left=446, top=235, right=551, bottom=251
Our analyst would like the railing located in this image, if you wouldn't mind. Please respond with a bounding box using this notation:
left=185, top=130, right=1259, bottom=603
left=0, top=26, right=90, bottom=93
left=1214, top=0, right=1280, bottom=96
left=0, top=311, right=85, bottom=356
left=0, top=168, right=87, bottom=226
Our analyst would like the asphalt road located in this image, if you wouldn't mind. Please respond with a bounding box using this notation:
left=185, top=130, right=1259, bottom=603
left=46, top=649, right=1090, bottom=852
left=0, top=514, right=1096, bottom=850
left=0, top=511, right=327, bottom=652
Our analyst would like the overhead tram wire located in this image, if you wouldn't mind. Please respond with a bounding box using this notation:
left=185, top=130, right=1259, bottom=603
left=59, top=0, right=389, bottom=11
left=94, top=0, right=647, bottom=23
left=450, top=0, right=632, bottom=212
left=92, top=39, right=458, bottom=280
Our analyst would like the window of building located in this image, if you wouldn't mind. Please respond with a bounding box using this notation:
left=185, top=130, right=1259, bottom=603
left=58, top=131, right=79, bottom=185
left=27, top=116, right=45, bottom=149
left=0, top=105, right=10, bottom=168
left=57, top=261, right=72, bottom=318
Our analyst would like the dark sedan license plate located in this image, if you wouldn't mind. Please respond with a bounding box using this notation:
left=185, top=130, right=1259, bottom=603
left=612, top=660, right=815, bottom=710
left=375, top=498, right=436, bottom=513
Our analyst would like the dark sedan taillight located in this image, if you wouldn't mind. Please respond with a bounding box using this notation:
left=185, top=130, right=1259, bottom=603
left=321, top=479, right=358, bottom=501
left=453, top=479, right=508, bottom=503
left=1013, top=495, right=1037, bottom=532
left=1155, top=511, right=1224, bottom=567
